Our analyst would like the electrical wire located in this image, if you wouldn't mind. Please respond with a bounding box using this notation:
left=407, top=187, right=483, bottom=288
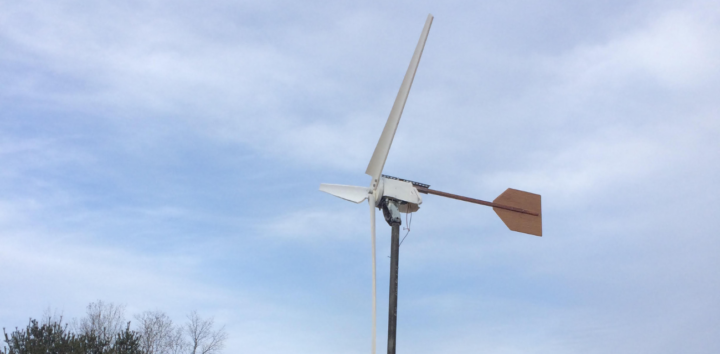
left=399, top=211, right=413, bottom=246
left=388, top=211, right=413, bottom=259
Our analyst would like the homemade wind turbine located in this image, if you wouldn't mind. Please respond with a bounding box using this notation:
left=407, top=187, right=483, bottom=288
left=319, top=14, right=542, bottom=354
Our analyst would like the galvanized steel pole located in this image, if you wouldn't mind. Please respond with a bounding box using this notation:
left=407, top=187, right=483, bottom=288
left=387, top=222, right=400, bottom=354
left=382, top=199, right=402, bottom=354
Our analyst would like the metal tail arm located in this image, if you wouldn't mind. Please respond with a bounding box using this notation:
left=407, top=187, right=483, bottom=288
left=414, top=186, right=540, bottom=216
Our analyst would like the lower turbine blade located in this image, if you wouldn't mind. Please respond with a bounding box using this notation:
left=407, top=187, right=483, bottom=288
left=368, top=193, right=377, bottom=354
left=319, top=184, right=370, bottom=203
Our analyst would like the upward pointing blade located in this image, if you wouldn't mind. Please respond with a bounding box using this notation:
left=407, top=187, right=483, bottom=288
left=365, top=14, right=433, bottom=187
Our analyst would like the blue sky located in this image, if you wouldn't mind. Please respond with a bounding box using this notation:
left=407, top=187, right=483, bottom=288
left=2, top=0, right=719, bottom=353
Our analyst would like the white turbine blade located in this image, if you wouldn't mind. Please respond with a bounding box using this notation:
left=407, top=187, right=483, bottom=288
left=368, top=193, right=377, bottom=354
left=365, top=14, right=434, bottom=187
left=319, top=184, right=370, bottom=203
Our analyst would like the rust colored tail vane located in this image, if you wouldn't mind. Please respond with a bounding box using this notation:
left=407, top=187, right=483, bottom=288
left=493, top=188, right=542, bottom=236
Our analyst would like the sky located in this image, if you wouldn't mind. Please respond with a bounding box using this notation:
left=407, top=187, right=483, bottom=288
left=1, top=0, right=719, bottom=353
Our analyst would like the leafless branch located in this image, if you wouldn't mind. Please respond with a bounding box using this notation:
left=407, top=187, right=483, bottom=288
left=74, top=300, right=126, bottom=346
left=185, top=311, right=227, bottom=354
left=135, top=310, right=188, bottom=354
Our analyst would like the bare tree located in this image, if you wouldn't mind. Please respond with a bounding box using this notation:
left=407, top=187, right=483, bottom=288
left=40, top=307, right=64, bottom=326
left=75, top=300, right=126, bottom=346
left=185, top=311, right=227, bottom=354
left=135, top=311, right=188, bottom=354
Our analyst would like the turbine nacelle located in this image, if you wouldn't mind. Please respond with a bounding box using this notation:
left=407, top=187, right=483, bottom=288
left=375, top=177, right=422, bottom=212
left=319, top=175, right=423, bottom=213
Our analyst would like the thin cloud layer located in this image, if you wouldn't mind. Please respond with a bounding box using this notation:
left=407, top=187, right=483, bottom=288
left=2, top=0, right=719, bottom=353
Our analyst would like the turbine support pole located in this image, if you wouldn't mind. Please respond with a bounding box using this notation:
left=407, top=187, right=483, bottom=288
left=382, top=199, right=402, bottom=354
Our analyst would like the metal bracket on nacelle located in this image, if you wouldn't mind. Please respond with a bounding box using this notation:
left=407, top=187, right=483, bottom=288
left=382, top=199, right=403, bottom=226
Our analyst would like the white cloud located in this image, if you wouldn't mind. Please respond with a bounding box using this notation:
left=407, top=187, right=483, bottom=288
left=480, top=127, right=670, bottom=206
left=552, top=6, right=720, bottom=89
left=2, top=1, right=720, bottom=353
left=257, top=206, right=369, bottom=243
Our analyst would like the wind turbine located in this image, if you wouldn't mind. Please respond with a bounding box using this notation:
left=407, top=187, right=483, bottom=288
left=319, top=14, right=542, bottom=354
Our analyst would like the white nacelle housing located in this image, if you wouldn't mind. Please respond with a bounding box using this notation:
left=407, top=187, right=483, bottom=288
left=374, top=177, right=422, bottom=213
